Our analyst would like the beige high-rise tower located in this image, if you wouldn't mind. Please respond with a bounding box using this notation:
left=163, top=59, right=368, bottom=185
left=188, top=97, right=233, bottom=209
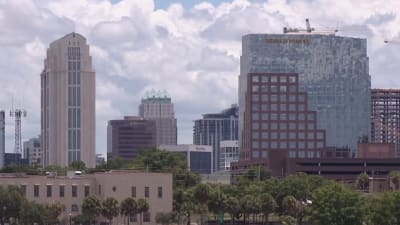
left=41, top=33, right=95, bottom=168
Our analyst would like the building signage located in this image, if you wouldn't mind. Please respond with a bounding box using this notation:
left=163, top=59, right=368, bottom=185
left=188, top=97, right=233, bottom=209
left=266, top=38, right=311, bottom=44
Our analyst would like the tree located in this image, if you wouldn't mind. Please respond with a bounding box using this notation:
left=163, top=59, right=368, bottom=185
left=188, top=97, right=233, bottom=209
left=69, top=160, right=87, bottom=171
left=224, top=196, right=241, bottom=225
left=19, top=201, right=50, bottom=225
left=0, top=186, right=25, bottom=225
left=208, top=186, right=226, bottom=222
left=310, top=184, right=365, bottom=225
left=356, top=172, right=369, bottom=192
left=193, top=184, right=211, bottom=225
left=369, top=191, right=400, bottom=225
left=82, top=195, right=102, bottom=225
left=260, top=193, right=277, bottom=225
left=389, top=171, right=400, bottom=190
left=137, top=198, right=149, bottom=225
left=101, top=197, right=119, bottom=225
left=282, top=196, right=307, bottom=225
left=120, top=197, right=138, bottom=225
left=45, top=202, right=63, bottom=225
left=239, top=195, right=255, bottom=225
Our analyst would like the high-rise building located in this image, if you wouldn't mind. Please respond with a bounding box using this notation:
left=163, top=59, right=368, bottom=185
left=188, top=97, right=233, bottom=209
left=41, top=33, right=96, bottom=168
left=23, top=136, right=42, bottom=165
left=219, top=140, right=239, bottom=171
left=239, top=34, right=370, bottom=154
left=193, top=104, right=238, bottom=172
left=107, top=116, right=157, bottom=160
left=139, top=91, right=177, bottom=146
left=0, top=110, right=4, bottom=168
left=237, top=72, right=327, bottom=175
left=371, top=89, right=400, bottom=157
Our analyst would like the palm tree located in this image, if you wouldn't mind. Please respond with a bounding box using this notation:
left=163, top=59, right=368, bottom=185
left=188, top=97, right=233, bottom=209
left=82, top=195, right=102, bottom=225
left=193, top=184, right=211, bottom=225
left=260, top=193, right=277, bottom=225
left=137, top=198, right=149, bottom=225
left=120, top=197, right=138, bottom=225
left=101, top=197, right=119, bottom=225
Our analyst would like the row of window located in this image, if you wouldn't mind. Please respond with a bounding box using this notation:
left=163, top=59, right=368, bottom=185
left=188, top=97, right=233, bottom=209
left=252, top=75, right=297, bottom=84
left=252, top=131, right=324, bottom=140
left=252, top=94, right=306, bottom=102
left=252, top=140, right=324, bottom=149
left=252, top=122, right=317, bottom=130
left=252, top=103, right=309, bottom=112
left=250, top=150, right=322, bottom=159
left=130, top=186, right=162, bottom=198
left=252, top=112, right=315, bottom=121
left=252, top=84, right=298, bottom=93
left=25, top=184, right=90, bottom=198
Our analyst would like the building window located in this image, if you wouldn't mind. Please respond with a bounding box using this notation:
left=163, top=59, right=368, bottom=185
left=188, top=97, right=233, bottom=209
left=252, top=94, right=259, bottom=101
left=261, top=76, right=268, bottom=83
left=280, top=76, right=288, bottom=83
left=130, top=214, right=138, bottom=222
left=158, top=187, right=163, bottom=198
left=252, top=75, right=259, bottom=83
left=261, top=94, right=268, bottom=101
left=261, top=151, right=268, bottom=158
left=143, top=212, right=151, bottom=222
left=252, top=85, right=259, bottom=92
left=261, top=104, right=269, bottom=111
left=47, top=185, right=52, bottom=197
left=289, top=151, right=296, bottom=158
left=84, top=186, right=90, bottom=197
left=271, top=95, right=278, bottom=101
left=60, top=186, right=65, bottom=197
left=271, top=123, right=278, bottom=129
left=298, top=151, right=305, bottom=158
left=145, top=187, right=150, bottom=198
left=20, top=185, right=26, bottom=196
left=34, top=185, right=39, bottom=197
left=252, top=123, right=259, bottom=130
left=289, top=76, right=296, bottom=83
left=252, top=141, right=259, bottom=148
left=71, top=204, right=79, bottom=212
left=131, top=186, right=136, bottom=198
left=252, top=113, right=259, bottom=120
left=307, top=151, right=315, bottom=158
left=271, top=76, right=278, bottom=83
left=252, top=151, right=259, bottom=158
left=72, top=185, right=78, bottom=197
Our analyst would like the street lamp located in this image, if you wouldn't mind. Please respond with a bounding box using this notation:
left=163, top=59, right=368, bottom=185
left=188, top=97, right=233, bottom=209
left=69, top=213, right=72, bottom=225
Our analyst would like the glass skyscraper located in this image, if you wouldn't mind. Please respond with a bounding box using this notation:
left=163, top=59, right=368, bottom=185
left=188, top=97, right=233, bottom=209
left=239, top=34, right=371, bottom=154
left=193, top=104, right=238, bottom=172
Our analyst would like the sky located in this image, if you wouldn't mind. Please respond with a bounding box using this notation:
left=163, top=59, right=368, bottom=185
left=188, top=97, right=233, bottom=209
left=1, top=0, right=400, bottom=158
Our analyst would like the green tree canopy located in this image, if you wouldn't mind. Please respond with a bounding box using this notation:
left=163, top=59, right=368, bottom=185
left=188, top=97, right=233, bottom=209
left=310, top=183, right=365, bottom=225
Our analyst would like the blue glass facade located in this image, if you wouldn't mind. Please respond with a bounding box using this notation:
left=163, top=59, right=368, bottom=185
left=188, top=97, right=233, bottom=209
left=239, top=34, right=371, bottom=154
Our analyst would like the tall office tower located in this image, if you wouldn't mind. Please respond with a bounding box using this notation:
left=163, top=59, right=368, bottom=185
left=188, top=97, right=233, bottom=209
left=107, top=116, right=157, bottom=160
left=41, top=33, right=95, bottom=168
left=139, top=91, right=177, bottom=145
left=0, top=111, right=4, bottom=168
left=239, top=34, right=370, bottom=155
left=193, top=104, right=238, bottom=172
left=371, top=89, right=400, bottom=157
left=23, top=136, right=42, bottom=165
left=239, top=73, right=327, bottom=175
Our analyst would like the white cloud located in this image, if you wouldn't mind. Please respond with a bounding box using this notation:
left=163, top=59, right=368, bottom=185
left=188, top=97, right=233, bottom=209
left=1, top=0, right=400, bottom=157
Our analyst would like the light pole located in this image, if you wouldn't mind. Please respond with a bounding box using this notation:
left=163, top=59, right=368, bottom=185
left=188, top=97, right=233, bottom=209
left=69, top=213, right=72, bottom=225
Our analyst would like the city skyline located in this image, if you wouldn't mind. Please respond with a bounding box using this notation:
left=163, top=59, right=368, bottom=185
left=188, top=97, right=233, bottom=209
left=0, top=0, right=400, bottom=157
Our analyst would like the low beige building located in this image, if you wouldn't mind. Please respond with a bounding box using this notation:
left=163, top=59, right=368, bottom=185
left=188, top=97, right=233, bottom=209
left=0, top=170, right=173, bottom=225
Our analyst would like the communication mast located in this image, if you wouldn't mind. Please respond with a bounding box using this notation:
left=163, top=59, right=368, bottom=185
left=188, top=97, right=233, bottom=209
left=10, top=109, right=27, bottom=154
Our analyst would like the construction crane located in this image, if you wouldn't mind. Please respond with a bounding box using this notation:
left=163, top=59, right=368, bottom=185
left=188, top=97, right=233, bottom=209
left=10, top=109, right=27, bottom=154
left=283, top=18, right=338, bottom=35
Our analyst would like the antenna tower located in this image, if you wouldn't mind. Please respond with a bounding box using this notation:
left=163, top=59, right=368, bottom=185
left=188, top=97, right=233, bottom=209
left=10, top=109, right=27, bottom=154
